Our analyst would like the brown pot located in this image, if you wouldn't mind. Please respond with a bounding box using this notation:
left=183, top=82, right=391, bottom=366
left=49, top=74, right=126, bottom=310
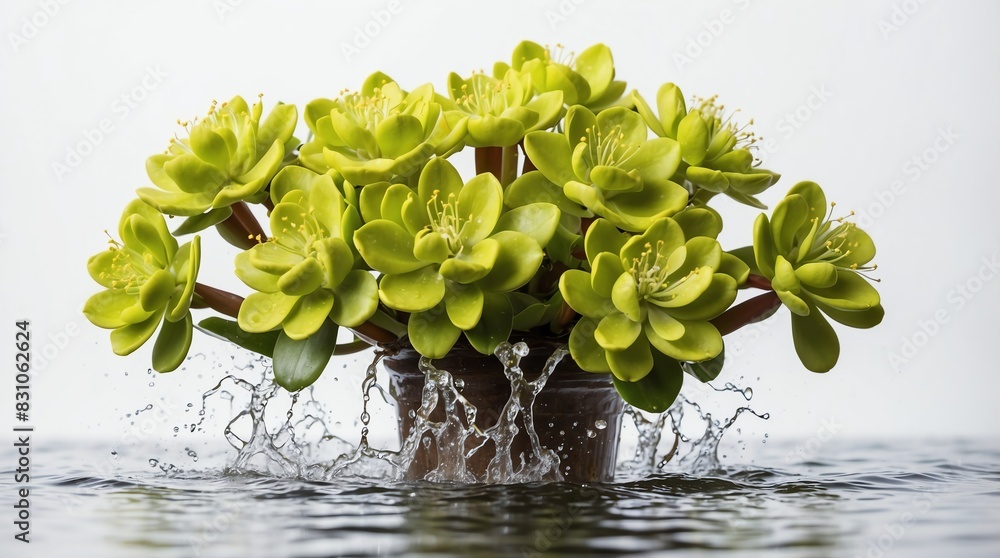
left=383, top=338, right=625, bottom=483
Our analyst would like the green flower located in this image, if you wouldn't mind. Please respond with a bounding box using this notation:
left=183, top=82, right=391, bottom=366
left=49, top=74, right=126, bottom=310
left=443, top=69, right=563, bottom=147
left=138, top=95, right=297, bottom=232
left=561, top=217, right=741, bottom=382
left=753, top=181, right=883, bottom=372
left=524, top=105, right=688, bottom=232
left=353, top=158, right=560, bottom=357
left=633, top=83, right=779, bottom=209
left=300, top=73, right=467, bottom=183
left=500, top=41, right=626, bottom=110
left=236, top=166, right=377, bottom=340
left=83, top=199, right=201, bottom=372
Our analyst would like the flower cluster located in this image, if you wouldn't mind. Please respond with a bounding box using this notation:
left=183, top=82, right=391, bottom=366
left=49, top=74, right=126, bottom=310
left=85, top=41, right=882, bottom=409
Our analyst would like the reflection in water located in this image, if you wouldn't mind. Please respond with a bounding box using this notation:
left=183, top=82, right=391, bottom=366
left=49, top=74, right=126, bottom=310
left=27, top=441, right=1000, bottom=558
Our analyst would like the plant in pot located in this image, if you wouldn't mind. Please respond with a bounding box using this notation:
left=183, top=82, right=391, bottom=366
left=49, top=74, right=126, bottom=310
left=83, top=41, right=884, bottom=483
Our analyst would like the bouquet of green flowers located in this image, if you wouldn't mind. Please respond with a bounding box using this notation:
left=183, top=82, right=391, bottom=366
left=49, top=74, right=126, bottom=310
left=84, top=41, right=883, bottom=412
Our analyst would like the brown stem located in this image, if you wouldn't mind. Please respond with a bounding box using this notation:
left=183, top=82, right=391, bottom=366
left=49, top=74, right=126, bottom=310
left=537, top=261, right=569, bottom=294
left=350, top=320, right=399, bottom=346
left=231, top=201, right=267, bottom=242
left=745, top=274, right=773, bottom=290
left=710, top=291, right=781, bottom=336
left=333, top=340, right=375, bottom=356
left=474, top=146, right=503, bottom=179
left=551, top=302, right=577, bottom=334
left=217, top=201, right=267, bottom=250
left=500, top=144, right=519, bottom=187
left=194, top=283, right=244, bottom=319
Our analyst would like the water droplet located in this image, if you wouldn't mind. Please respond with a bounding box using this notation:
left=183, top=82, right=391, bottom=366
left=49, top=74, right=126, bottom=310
left=586, top=429, right=596, bottom=438
left=110, top=450, right=118, bottom=459
left=595, top=420, right=607, bottom=430
left=744, top=387, right=753, bottom=400
left=148, top=459, right=158, bottom=467
left=148, top=382, right=155, bottom=387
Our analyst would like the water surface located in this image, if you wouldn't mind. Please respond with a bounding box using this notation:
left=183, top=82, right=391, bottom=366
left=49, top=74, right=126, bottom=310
left=6, top=438, right=998, bottom=557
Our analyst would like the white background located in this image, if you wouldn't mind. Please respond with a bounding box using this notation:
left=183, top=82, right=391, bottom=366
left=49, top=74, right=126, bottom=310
left=1, top=0, right=997, bottom=461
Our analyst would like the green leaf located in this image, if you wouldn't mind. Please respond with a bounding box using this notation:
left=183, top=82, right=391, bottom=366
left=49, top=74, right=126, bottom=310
left=606, top=333, right=654, bottom=381
left=84, top=290, right=147, bottom=329
left=575, top=44, right=613, bottom=91
left=595, top=311, right=642, bottom=351
left=190, top=127, right=232, bottom=171
left=238, top=291, right=298, bottom=333
left=677, top=111, right=709, bottom=166
left=330, top=270, right=379, bottom=328
left=494, top=203, right=560, bottom=248
left=791, top=304, right=840, bottom=372
left=584, top=218, right=628, bottom=264
left=376, top=114, right=425, bottom=159
left=815, top=301, right=885, bottom=329
left=457, top=172, right=503, bottom=245
left=439, top=238, right=499, bottom=284
left=560, top=269, right=613, bottom=319
left=524, top=131, right=576, bottom=186
left=408, top=302, right=462, bottom=359
left=197, top=317, right=279, bottom=358
left=173, top=206, right=233, bottom=236
left=477, top=231, right=543, bottom=292
left=465, top=292, right=513, bottom=355
left=613, top=351, right=684, bottom=413
left=163, top=154, right=228, bottom=194
left=379, top=265, right=445, bottom=312
left=282, top=289, right=335, bottom=340
left=151, top=312, right=193, bottom=372
left=568, top=317, right=612, bottom=373
left=681, top=348, right=724, bottom=383
left=644, top=320, right=723, bottom=363
left=590, top=252, right=625, bottom=298
left=806, top=271, right=881, bottom=311
left=277, top=257, right=325, bottom=297
left=655, top=82, right=687, bottom=138
left=272, top=319, right=339, bottom=391
left=354, top=220, right=425, bottom=275
left=445, top=282, right=485, bottom=330
left=611, top=273, right=642, bottom=322
left=256, top=103, right=298, bottom=158
left=110, top=310, right=163, bottom=356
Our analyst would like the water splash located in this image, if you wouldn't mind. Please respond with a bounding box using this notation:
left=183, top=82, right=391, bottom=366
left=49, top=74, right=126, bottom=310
left=618, top=380, right=769, bottom=478
left=169, top=342, right=765, bottom=484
